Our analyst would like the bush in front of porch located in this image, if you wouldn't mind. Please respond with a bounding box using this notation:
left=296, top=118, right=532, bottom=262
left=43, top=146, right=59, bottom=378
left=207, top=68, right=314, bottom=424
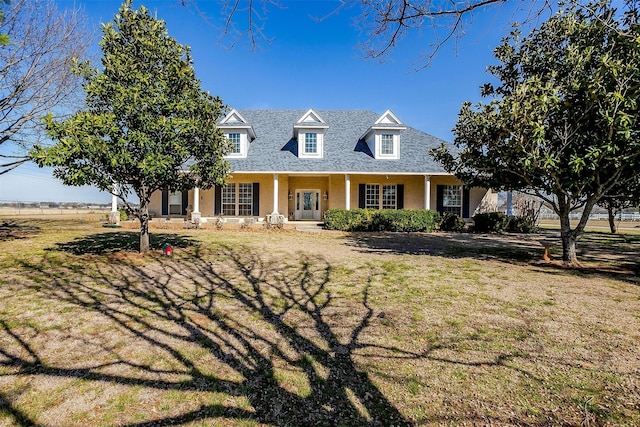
left=323, top=209, right=441, bottom=232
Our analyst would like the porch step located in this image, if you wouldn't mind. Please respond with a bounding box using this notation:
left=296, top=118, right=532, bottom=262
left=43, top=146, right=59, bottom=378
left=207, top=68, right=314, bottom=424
left=294, top=222, right=325, bottom=233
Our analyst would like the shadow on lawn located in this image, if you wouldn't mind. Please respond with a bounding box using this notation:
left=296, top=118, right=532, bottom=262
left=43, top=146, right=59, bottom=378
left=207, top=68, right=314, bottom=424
left=3, top=245, right=416, bottom=426
left=348, top=230, right=640, bottom=285
left=0, top=220, right=42, bottom=242
left=51, top=231, right=199, bottom=254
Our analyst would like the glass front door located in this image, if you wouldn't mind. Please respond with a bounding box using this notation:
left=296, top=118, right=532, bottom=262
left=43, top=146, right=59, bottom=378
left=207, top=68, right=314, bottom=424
left=295, top=190, right=320, bottom=220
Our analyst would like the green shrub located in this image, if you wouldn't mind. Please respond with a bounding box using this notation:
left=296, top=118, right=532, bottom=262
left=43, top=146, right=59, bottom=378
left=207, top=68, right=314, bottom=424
left=119, top=209, right=128, bottom=221
left=473, top=212, right=509, bottom=232
left=439, top=212, right=466, bottom=232
left=323, top=209, right=440, bottom=232
left=506, top=215, right=537, bottom=233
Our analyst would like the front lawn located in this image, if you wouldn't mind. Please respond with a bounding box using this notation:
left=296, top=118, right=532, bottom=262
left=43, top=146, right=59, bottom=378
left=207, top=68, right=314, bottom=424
left=0, top=219, right=638, bottom=426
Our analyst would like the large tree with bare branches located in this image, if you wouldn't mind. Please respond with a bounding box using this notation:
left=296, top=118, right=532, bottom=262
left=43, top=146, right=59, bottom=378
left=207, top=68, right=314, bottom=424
left=0, top=0, right=90, bottom=174
left=187, top=0, right=553, bottom=67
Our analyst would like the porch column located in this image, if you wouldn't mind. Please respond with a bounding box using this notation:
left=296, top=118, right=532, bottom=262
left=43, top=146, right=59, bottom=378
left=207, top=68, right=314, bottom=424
left=109, top=184, right=120, bottom=225
left=424, top=175, right=431, bottom=210
left=345, top=174, right=351, bottom=210
left=192, top=186, right=201, bottom=224
left=272, top=173, right=279, bottom=214
left=506, top=191, right=513, bottom=216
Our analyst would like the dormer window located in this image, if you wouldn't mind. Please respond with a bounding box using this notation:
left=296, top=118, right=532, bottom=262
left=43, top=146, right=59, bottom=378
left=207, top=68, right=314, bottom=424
left=218, top=108, right=256, bottom=159
left=294, top=109, right=328, bottom=159
left=361, top=110, right=406, bottom=160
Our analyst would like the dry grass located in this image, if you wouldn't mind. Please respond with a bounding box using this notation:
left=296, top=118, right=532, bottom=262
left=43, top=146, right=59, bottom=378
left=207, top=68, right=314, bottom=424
left=0, top=218, right=639, bottom=426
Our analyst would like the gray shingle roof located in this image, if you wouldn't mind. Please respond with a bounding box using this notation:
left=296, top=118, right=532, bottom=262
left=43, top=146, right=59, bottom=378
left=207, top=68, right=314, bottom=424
left=225, top=109, right=448, bottom=174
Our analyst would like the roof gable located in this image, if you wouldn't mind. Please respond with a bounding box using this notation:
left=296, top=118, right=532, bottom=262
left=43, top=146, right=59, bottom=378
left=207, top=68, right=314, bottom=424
left=296, top=108, right=326, bottom=126
left=219, top=108, right=256, bottom=140
left=374, top=109, right=403, bottom=126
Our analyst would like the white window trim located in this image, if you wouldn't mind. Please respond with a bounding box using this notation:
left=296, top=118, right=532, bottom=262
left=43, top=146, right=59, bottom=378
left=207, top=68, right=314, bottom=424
left=224, top=130, right=248, bottom=158
left=222, top=183, right=254, bottom=216
left=298, top=130, right=324, bottom=158
left=375, top=133, right=400, bottom=159
left=442, top=185, right=463, bottom=215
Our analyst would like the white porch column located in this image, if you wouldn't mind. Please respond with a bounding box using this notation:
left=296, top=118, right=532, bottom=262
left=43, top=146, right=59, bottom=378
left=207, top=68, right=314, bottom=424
left=424, top=175, right=431, bottom=210
left=192, top=186, right=201, bottom=224
left=109, top=184, right=120, bottom=225
left=272, top=173, right=279, bottom=214
left=345, top=174, right=351, bottom=210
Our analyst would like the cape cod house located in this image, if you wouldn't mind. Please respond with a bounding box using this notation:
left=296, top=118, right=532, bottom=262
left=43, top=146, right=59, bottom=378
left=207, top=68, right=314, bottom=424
left=148, top=108, right=496, bottom=223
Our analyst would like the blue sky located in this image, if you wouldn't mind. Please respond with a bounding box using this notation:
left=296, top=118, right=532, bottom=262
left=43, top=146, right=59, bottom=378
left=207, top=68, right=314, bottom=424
left=0, top=0, right=530, bottom=203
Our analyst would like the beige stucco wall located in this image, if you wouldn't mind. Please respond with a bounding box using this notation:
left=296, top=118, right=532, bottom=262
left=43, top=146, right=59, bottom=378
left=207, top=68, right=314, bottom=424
left=149, top=173, right=493, bottom=219
left=149, top=191, right=162, bottom=218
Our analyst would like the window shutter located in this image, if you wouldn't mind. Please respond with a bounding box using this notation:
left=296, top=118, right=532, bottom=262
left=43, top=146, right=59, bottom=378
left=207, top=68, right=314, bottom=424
left=214, top=186, right=221, bottom=215
left=161, top=190, right=168, bottom=215
left=436, top=185, right=444, bottom=213
left=252, top=183, right=260, bottom=216
left=462, top=186, right=470, bottom=218
left=358, top=184, right=366, bottom=209
left=396, top=184, right=404, bottom=210
left=181, top=190, right=189, bottom=215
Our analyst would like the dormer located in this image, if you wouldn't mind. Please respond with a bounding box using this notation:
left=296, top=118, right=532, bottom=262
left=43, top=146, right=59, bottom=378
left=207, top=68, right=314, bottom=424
left=293, top=109, right=329, bottom=159
left=218, top=109, right=256, bottom=158
left=361, top=110, right=406, bottom=160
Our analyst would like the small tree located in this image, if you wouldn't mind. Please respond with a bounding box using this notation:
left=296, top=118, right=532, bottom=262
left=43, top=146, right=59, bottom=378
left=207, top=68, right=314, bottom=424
left=432, top=1, right=640, bottom=265
left=32, top=0, right=231, bottom=253
left=600, top=174, right=640, bottom=233
left=0, top=0, right=90, bottom=174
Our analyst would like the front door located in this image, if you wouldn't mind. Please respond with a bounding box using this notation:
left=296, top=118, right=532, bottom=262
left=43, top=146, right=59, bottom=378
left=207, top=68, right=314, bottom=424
left=295, top=190, right=320, bottom=220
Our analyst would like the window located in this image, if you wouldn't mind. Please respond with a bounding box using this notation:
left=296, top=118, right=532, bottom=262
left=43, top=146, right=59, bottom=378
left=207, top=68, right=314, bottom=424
left=168, top=191, right=182, bottom=215
left=238, top=183, right=253, bottom=216
left=222, top=183, right=253, bottom=216
left=382, top=185, right=396, bottom=209
left=442, top=185, right=462, bottom=214
left=227, top=133, right=241, bottom=154
left=360, top=183, right=402, bottom=210
left=365, top=184, right=380, bottom=209
left=304, top=133, right=317, bottom=154
left=381, top=134, right=394, bottom=155
left=222, top=186, right=236, bottom=216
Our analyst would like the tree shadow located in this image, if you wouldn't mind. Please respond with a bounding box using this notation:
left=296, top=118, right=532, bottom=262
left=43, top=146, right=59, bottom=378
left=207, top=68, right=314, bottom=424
left=346, top=230, right=640, bottom=285
left=50, top=231, right=200, bottom=255
left=4, top=245, right=416, bottom=426
left=0, top=220, right=42, bottom=242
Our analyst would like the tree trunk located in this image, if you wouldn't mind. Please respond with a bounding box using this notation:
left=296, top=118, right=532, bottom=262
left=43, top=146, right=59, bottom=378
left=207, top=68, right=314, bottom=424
left=559, top=212, right=578, bottom=266
left=138, top=204, right=150, bottom=253
left=607, top=206, right=618, bottom=234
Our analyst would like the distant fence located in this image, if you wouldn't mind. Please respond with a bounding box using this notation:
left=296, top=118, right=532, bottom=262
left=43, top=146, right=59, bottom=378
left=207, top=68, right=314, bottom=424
left=537, top=212, right=640, bottom=221
left=0, top=201, right=112, bottom=216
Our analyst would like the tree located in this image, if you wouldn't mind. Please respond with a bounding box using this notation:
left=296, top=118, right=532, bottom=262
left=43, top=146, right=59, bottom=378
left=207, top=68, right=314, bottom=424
left=600, top=174, right=640, bottom=233
left=32, top=0, right=231, bottom=253
left=432, top=1, right=640, bottom=265
left=0, top=0, right=90, bottom=174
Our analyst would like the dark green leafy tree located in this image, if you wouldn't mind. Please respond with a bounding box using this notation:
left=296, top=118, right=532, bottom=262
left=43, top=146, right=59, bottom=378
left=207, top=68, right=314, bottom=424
left=32, top=0, right=231, bottom=253
left=432, top=1, right=640, bottom=265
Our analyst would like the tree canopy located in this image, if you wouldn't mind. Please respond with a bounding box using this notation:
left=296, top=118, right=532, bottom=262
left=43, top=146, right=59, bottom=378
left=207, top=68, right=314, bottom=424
left=32, top=0, right=231, bottom=253
left=432, top=1, right=640, bottom=265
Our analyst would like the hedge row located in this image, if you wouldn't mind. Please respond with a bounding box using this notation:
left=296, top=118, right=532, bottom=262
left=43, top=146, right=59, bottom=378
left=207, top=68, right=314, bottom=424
left=323, top=209, right=441, bottom=232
